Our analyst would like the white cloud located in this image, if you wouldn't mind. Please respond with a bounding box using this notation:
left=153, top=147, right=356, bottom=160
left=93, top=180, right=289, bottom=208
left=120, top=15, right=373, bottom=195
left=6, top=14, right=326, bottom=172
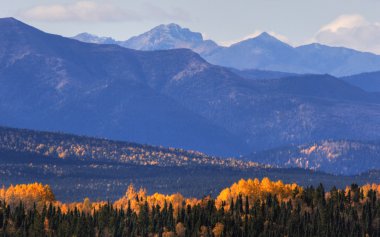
left=19, top=1, right=141, bottom=22
left=314, top=14, right=380, bottom=54
left=18, top=2, right=190, bottom=23
left=220, top=31, right=292, bottom=47
left=142, top=3, right=190, bottom=22
left=318, top=14, right=367, bottom=33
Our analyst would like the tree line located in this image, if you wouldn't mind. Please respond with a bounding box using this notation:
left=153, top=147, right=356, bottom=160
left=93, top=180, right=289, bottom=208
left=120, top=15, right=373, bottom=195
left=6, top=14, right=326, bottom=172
left=1, top=178, right=380, bottom=236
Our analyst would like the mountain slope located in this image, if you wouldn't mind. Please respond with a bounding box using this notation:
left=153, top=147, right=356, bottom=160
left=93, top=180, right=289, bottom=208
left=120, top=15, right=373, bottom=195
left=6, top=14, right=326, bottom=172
left=2, top=18, right=380, bottom=155
left=0, top=17, right=248, bottom=156
left=206, top=33, right=301, bottom=72
left=137, top=53, right=380, bottom=150
left=341, top=71, right=380, bottom=92
left=294, top=43, right=380, bottom=76
left=121, top=23, right=219, bottom=56
left=229, top=68, right=299, bottom=80
left=204, top=36, right=380, bottom=76
left=245, top=140, right=380, bottom=175
left=0, top=126, right=259, bottom=168
left=72, top=32, right=118, bottom=44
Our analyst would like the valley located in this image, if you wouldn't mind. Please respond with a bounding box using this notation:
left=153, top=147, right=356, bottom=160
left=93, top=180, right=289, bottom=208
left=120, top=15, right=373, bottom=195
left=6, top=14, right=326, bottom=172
left=1, top=126, right=380, bottom=202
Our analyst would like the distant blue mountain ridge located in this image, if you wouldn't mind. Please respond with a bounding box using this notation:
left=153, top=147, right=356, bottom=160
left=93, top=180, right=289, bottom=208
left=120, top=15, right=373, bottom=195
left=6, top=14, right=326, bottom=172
left=73, top=23, right=380, bottom=77
left=2, top=17, right=380, bottom=158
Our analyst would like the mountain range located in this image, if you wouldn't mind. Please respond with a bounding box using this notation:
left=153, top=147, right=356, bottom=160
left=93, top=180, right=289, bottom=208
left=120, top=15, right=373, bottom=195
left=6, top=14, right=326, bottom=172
left=73, top=24, right=380, bottom=77
left=0, top=17, right=248, bottom=156
left=2, top=17, right=380, bottom=157
left=74, top=24, right=219, bottom=57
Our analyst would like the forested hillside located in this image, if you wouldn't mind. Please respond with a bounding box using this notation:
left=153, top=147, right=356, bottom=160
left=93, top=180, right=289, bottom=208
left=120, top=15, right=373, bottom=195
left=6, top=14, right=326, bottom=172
left=0, top=126, right=258, bottom=168
left=246, top=140, right=380, bottom=175
left=1, top=179, right=380, bottom=236
left=2, top=126, right=380, bottom=202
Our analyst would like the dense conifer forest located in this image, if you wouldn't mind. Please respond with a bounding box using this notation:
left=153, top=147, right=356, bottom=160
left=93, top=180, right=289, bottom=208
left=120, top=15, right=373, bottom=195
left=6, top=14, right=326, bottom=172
left=1, top=178, right=380, bottom=236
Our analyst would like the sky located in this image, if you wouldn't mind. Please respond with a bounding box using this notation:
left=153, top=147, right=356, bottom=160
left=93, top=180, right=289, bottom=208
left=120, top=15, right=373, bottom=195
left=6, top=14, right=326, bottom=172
left=1, top=0, right=380, bottom=54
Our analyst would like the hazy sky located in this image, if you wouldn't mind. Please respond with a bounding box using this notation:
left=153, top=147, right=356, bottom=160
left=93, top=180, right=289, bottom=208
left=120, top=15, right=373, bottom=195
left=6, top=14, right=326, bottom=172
left=1, top=0, right=380, bottom=53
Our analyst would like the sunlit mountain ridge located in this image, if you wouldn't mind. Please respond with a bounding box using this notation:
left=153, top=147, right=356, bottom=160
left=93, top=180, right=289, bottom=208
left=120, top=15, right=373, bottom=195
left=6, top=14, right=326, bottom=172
left=73, top=23, right=380, bottom=76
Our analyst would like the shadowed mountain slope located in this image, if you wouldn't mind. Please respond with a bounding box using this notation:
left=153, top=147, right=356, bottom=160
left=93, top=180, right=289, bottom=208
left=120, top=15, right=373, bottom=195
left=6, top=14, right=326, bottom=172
left=2, top=18, right=380, bottom=155
left=341, top=71, right=380, bottom=92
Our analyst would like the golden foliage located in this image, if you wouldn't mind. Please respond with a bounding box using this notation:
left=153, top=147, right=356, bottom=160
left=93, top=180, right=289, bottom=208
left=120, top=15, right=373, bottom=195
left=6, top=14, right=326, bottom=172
left=162, top=229, right=176, bottom=237
left=215, top=178, right=302, bottom=209
left=8, top=179, right=380, bottom=218
left=175, top=222, right=186, bottom=237
left=114, top=184, right=193, bottom=215
left=360, top=184, right=380, bottom=197
left=0, top=183, right=55, bottom=210
left=212, top=222, right=224, bottom=237
left=199, top=226, right=209, bottom=237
